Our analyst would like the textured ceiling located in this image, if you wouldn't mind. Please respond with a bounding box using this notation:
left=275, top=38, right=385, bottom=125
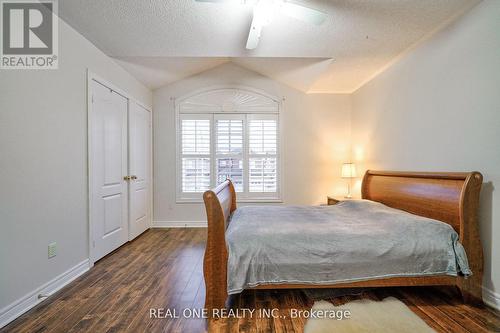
left=113, top=57, right=230, bottom=89
left=60, top=0, right=479, bottom=92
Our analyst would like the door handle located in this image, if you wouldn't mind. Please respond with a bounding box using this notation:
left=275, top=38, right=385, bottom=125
left=131, top=175, right=137, bottom=180
left=123, top=176, right=131, bottom=181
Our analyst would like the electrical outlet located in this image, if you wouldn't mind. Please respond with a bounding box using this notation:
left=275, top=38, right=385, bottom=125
left=48, top=242, right=57, bottom=258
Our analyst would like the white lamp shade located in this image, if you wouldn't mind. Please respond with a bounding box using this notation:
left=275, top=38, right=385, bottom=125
left=341, top=163, right=356, bottom=178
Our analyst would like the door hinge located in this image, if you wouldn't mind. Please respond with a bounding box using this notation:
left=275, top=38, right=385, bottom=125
left=92, top=240, right=95, bottom=248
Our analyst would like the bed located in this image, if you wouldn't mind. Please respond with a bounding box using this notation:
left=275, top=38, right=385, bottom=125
left=202, top=170, right=484, bottom=312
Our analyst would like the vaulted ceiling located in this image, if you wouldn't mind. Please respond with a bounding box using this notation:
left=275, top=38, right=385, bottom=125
left=59, top=0, right=479, bottom=92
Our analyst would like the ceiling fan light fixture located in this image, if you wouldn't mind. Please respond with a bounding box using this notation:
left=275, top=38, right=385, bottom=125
left=253, top=0, right=280, bottom=26
left=195, top=0, right=327, bottom=50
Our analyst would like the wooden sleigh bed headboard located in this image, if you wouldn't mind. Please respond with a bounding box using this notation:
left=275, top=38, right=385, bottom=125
left=362, top=170, right=482, bottom=236
left=203, top=170, right=484, bottom=312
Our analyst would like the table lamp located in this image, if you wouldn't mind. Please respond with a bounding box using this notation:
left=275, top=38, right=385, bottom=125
left=341, top=163, right=356, bottom=198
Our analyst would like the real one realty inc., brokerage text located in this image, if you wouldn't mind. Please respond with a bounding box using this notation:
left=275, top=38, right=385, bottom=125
left=150, top=308, right=351, bottom=320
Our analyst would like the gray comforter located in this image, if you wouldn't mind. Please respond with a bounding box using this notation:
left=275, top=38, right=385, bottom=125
left=226, top=200, right=471, bottom=295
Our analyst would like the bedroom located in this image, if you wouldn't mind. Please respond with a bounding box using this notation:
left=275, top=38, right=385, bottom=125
left=0, top=0, right=499, bottom=332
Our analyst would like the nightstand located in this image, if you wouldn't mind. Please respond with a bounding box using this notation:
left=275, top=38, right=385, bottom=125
left=327, top=196, right=354, bottom=205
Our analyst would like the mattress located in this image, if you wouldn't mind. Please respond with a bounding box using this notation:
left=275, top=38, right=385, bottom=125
left=225, top=199, right=471, bottom=295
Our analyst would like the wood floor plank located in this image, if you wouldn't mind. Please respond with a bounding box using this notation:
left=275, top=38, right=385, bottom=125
left=2, top=229, right=499, bottom=333
left=430, top=286, right=500, bottom=331
left=376, top=288, right=448, bottom=333
left=398, top=288, right=471, bottom=333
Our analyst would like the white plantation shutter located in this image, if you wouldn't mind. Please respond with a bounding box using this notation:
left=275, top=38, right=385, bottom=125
left=248, top=115, right=278, bottom=193
left=249, top=158, right=277, bottom=192
left=181, top=119, right=210, bottom=155
left=216, top=158, right=243, bottom=191
left=180, top=116, right=211, bottom=193
left=216, top=119, right=243, bottom=155
left=215, top=116, right=244, bottom=192
left=181, top=158, right=210, bottom=192
left=249, top=119, right=277, bottom=155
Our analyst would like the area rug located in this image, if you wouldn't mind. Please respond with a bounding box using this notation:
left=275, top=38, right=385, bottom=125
left=303, top=297, right=435, bottom=333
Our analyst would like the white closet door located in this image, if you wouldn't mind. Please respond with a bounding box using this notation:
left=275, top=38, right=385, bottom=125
left=128, top=101, right=151, bottom=240
left=90, top=80, right=129, bottom=261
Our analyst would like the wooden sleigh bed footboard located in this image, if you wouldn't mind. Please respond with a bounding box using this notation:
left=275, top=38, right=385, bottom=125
left=202, top=171, right=484, bottom=312
left=203, top=180, right=236, bottom=311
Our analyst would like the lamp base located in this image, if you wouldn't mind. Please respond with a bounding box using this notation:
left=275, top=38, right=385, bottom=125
left=345, top=182, right=353, bottom=199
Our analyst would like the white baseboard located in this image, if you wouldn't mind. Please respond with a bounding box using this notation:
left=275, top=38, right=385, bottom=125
left=0, top=259, right=91, bottom=329
left=152, top=220, right=207, bottom=228
left=483, top=286, right=500, bottom=310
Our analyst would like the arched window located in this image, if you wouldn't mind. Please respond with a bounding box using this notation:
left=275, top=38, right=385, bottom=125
left=176, top=87, right=282, bottom=202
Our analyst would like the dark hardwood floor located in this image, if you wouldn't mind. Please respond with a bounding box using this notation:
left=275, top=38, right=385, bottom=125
left=2, top=229, right=499, bottom=332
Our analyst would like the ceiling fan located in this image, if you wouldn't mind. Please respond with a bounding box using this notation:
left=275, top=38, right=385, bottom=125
left=195, top=0, right=327, bottom=50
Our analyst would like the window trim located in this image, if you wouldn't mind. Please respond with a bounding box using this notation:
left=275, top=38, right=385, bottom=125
left=175, top=86, right=283, bottom=203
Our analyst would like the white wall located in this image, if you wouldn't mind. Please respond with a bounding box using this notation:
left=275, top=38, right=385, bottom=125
left=153, top=63, right=351, bottom=224
left=0, top=19, right=152, bottom=312
left=351, top=0, right=500, bottom=306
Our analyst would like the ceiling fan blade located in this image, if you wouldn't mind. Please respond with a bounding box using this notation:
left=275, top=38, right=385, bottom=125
left=246, top=16, right=263, bottom=49
left=281, top=1, right=326, bottom=25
